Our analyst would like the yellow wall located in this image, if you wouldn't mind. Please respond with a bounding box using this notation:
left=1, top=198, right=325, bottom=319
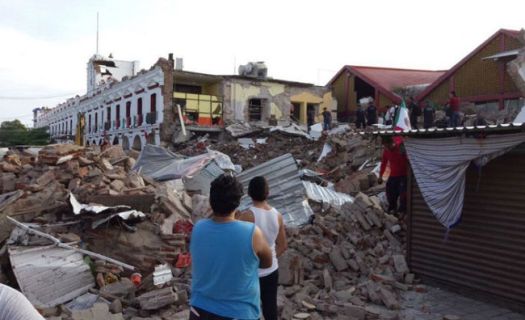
left=290, top=91, right=335, bottom=123
left=425, top=33, right=523, bottom=104
left=226, top=79, right=335, bottom=123
left=331, top=72, right=358, bottom=115
left=174, top=92, right=221, bottom=114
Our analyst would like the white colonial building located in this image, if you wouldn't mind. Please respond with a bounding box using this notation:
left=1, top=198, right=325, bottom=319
left=34, top=54, right=172, bottom=150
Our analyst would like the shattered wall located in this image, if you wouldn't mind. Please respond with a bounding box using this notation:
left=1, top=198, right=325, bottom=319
left=507, top=30, right=525, bottom=97
left=156, top=58, right=175, bottom=146
left=221, top=78, right=335, bottom=124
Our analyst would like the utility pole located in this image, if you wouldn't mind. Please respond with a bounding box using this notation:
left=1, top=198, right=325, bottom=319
left=96, top=12, right=99, bottom=55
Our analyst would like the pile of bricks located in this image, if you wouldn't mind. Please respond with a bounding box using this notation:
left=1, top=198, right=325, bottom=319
left=0, top=136, right=412, bottom=319
left=275, top=193, right=413, bottom=319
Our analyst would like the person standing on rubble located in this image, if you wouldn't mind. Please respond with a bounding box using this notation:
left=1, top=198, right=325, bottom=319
left=408, top=97, right=421, bottom=129
left=366, top=101, right=378, bottom=127
left=0, top=284, right=45, bottom=320
left=423, top=100, right=436, bottom=129
left=384, top=104, right=396, bottom=126
left=307, top=107, right=315, bottom=133
left=322, top=107, right=332, bottom=131
left=378, top=136, right=408, bottom=215
left=189, top=174, right=273, bottom=320
left=447, top=91, right=461, bottom=127
left=355, top=105, right=366, bottom=129
left=238, top=176, right=288, bottom=320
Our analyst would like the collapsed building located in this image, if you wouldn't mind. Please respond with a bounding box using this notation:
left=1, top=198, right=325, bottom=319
left=34, top=56, right=336, bottom=150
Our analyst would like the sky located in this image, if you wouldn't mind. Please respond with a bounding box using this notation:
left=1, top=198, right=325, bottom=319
left=0, top=0, right=523, bottom=126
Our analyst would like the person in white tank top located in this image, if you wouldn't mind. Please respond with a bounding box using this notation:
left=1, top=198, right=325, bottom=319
left=238, top=176, right=287, bottom=320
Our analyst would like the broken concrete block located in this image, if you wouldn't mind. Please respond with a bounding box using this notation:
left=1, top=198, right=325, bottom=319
left=405, top=273, right=415, bottom=284
left=390, top=224, right=401, bottom=233
left=72, top=303, right=124, bottom=320
left=379, top=287, right=400, bottom=310
left=354, top=211, right=371, bottom=231
left=137, top=287, right=177, bottom=310
left=68, top=178, right=81, bottom=191
left=36, top=170, right=55, bottom=187
left=338, top=303, right=366, bottom=319
left=110, top=179, right=125, bottom=192
left=99, top=158, right=114, bottom=171
left=393, top=255, right=409, bottom=274
left=383, top=230, right=400, bottom=246
left=110, top=299, right=123, bottom=314
left=329, top=248, right=348, bottom=272
left=100, top=278, right=135, bottom=299
left=0, top=172, right=16, bottom=192
left=366, top=209, right=382, bottom=227
left=323, top=268, right=332, bottom=291
left=79, top=156, right=94, bottom=166
left=338, top=256, right=354, bottom=271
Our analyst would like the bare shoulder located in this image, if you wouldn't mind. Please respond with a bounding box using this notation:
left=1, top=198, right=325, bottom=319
left=237, top=209, right=255, bottom=222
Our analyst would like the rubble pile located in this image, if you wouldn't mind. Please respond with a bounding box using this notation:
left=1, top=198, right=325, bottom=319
left=175, top=127, right=377, bottom=190
left=0, top=134, right=406, bottom=320
left=176, top=131, right=326, bottom=170
left=0, top=144, right=195, bottom=319
left=277, top=193, right=411, bottom=319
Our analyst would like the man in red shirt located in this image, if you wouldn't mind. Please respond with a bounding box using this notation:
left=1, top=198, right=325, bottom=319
left=448, top=91, right=461, bottom=127
left=378, top=136, right=408, bottom=215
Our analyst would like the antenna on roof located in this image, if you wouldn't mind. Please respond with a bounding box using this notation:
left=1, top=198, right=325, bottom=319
left=96, top=12, right=99, bottom=55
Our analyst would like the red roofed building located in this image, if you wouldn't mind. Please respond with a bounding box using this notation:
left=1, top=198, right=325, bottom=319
left=417, top=29, right=523, bottom=112
left=328, top=65, right=444, bottom=121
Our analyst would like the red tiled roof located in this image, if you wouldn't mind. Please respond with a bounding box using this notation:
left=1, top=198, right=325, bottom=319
left=349, top=66, right=445, bottom=91
left=328, top=65, right=445, bottom=103
left=417, top=29, right=522, bottom=101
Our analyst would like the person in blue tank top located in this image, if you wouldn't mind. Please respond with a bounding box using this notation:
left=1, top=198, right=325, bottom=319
left=190, top=174, right=273, bottom=320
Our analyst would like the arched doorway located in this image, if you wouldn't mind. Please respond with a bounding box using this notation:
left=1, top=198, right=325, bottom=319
left=121, top=136, right=130, bottom=150
left=112, top=137, right=119, bottom=145
left=132, top=135, right=142, bottom=151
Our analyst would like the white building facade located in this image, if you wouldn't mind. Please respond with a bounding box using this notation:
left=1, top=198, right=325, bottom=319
left=35, top=55, right=173, bottom=150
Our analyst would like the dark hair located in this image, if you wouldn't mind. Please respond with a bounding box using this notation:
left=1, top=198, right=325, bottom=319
left=248, top=176, right=269, bottom=202
left=209, top=174, right=244, bottom=216
left=450, top=91, right=457, bottom=97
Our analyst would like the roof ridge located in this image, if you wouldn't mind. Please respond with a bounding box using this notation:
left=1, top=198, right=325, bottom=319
left=346, top=65, right=445, bottom=73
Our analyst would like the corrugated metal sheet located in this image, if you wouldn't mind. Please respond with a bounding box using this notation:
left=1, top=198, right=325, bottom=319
left=409, top=152, right=525, bottom=305
left=365, top=122, right=525, bottom=137
left=302, top=181, right=353, bottom=208
left=9, top=244, right=95, bottom=308
left=183, top=161, right=224, bottom=195
left=237, top=153, right=313, bottom=226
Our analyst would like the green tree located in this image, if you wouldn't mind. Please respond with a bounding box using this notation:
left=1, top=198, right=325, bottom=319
left=0, top=120, right=50, bottom=147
